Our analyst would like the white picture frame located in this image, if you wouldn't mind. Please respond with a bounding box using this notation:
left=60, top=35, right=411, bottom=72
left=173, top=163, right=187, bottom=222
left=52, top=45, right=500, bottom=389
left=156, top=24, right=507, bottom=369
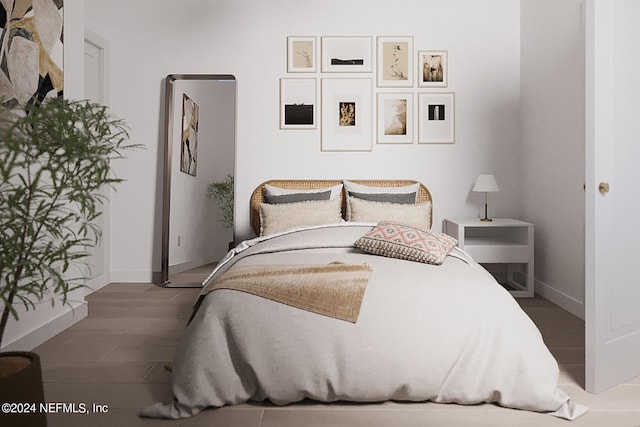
left=321, top=36, right=373, bottom=73
left=418, top=50, right=448, bottom=88
left=287, top=36, right=317, bottom=73
left=377, top=93, right=414, bottom=144
left=321, top=78, right=373, bottom=151
left=377, top=36, right=413, bottom=87
left=280, top=78, right=317, bottom=129
left=418, top=92, right=455, bottom=144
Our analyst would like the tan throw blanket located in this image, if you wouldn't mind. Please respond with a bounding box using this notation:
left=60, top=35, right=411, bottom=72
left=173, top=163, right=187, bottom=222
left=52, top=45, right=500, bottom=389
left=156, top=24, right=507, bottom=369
left=201, top=262, right=372, bottom=323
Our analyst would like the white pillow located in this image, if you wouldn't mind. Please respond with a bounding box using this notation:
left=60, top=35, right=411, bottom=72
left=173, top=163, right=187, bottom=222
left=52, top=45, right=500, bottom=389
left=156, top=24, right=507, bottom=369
left=259, top=197, right=343, bottom=236
left=343, top=180, right=420, bottom=198
left=347, top=196, right=431, bottom=230
left=264, top=183, right=343, bottom=200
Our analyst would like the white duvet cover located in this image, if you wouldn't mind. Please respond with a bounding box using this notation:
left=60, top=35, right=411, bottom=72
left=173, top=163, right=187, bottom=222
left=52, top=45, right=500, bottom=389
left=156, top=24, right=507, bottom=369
left=142, top=223, right=587, bottom=420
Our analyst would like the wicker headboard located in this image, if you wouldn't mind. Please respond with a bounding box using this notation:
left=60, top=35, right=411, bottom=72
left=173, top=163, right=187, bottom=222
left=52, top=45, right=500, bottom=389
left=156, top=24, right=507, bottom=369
left=250, top=179, right=433, bottom=235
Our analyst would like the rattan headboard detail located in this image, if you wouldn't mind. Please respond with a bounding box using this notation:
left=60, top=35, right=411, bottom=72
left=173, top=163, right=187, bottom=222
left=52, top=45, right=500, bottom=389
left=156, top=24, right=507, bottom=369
left=250, top=179, right=433, bottom=235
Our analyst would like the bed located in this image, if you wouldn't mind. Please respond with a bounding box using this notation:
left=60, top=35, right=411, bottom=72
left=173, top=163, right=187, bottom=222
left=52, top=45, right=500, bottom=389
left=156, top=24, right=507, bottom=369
left=142, top=179, right=587, bottom=420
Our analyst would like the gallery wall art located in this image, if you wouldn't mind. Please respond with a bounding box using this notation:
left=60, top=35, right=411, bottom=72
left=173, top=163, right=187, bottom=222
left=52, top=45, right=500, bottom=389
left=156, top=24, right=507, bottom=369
left=377, top=36, right=413, bottom=87
left=418, top=50, right=448, bottom=88
left=418, top=92, right=455, bottom=144
left=377, top=92, right=414, bottom=144
left=0, top=0, right=64, bottom=106
left=287, top=36, right=317, bottom=73
left=281, top=34, right=455, bottom=149
left=321, top=78, right=372, bottom=151
left=321, top=36, right=373, bottom=73
left=280, top=78, right=316, bottom=129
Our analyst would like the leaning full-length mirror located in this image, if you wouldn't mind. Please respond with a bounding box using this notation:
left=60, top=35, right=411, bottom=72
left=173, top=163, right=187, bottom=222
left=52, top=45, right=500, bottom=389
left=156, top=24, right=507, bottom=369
left=161, top=74, right=236, bottom=286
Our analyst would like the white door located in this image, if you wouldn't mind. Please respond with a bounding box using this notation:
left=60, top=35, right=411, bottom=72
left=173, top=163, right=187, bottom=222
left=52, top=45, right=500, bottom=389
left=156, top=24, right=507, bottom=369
left=83, top=32, right=110, bottom=292
left=585, top=0, right=640, bottom=393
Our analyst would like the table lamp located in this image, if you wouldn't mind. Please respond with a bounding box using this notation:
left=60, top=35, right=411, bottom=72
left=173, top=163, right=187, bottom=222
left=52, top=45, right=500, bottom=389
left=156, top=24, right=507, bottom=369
left=472, top=174, right=500, bottom=222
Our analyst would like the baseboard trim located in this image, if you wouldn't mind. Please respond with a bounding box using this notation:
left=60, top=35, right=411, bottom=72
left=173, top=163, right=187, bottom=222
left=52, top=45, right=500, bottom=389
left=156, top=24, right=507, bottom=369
left=109, top=270, right=155, bottom=283
left=169, top=256, right=217, bottom=275
left=109, top=270, right=164, bottom=284
left=535, top=279, right=585, bottom=320
left=1, top=302, right=88, bottom=352
left=84, top=272, right=111, bottom=295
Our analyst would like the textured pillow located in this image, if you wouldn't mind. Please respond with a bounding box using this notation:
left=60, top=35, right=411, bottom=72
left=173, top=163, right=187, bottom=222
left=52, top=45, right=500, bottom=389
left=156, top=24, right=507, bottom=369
left=264, top=183, right=343, bottom=200
left=347, top=196, right=431, bottom=230
left=264, top=190, right=331, bottom=204
left=355, top=221, right=458, bottom=265
left=343, top=180, right=420, bottom=200
left=348, top=191, right=416, bottom=204
left=259, top=197, right=342, bottom=236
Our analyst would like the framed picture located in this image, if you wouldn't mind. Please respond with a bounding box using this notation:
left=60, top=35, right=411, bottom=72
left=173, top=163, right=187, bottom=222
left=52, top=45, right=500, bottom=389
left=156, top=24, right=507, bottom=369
left=377, top=93, right=414, bottom=144
left=377, top=36, right=413, bottom=87
left=321, top=36, right=373, bottom=73
left=418, top=50, right=448, bottom=87
left=287, top=36, right=317, bottom=73
left=321, top=78, right=372, bottom=151
left=280, top=78, right=317, bottom=129
left=180, top=94, right=199, bottom=176
left=418, top=92, right=455, bottom=144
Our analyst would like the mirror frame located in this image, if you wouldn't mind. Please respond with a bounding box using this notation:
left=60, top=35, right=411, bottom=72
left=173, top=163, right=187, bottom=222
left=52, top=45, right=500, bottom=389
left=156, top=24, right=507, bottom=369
left=160, top=74, right=237, bottom=285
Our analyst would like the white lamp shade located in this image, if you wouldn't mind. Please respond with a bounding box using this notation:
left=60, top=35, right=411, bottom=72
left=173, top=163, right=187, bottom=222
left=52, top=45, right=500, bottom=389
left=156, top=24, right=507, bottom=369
left=472, top=174, right=500, bottom=192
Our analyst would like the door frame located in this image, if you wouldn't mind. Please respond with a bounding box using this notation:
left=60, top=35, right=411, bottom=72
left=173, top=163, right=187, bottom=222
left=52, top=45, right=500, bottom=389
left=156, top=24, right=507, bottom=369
left=83, top=28, right=111, bottom=293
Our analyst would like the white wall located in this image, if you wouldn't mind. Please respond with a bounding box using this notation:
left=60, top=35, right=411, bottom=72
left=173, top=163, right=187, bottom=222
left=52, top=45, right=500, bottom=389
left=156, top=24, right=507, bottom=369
left=78, top=0, right=523, bottom=280
left=520, top=0, right=586, bottom=318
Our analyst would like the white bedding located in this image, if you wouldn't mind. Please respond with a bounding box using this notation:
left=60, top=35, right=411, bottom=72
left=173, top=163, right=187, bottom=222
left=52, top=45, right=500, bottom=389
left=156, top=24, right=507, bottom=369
left=142, top=223, right=587, bottom=420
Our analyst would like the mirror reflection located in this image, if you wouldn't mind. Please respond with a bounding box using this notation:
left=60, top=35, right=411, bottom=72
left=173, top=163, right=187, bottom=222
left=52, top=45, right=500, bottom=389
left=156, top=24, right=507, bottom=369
left=161, top=74, right=236, bottom=287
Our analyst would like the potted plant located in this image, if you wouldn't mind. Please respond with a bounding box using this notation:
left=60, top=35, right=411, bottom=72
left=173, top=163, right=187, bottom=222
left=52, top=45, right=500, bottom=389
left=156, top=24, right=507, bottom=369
left=207, top=174, right=234, bottom=248
left=0, top=98, right=134, bottom=426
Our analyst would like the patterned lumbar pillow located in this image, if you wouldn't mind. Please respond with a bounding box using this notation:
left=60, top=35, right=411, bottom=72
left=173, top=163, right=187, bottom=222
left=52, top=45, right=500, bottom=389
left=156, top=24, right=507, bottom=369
left=355, top=221, right=458, bottom=265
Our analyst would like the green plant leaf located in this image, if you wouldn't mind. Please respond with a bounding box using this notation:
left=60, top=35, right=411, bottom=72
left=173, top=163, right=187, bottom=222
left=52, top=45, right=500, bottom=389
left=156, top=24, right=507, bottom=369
left=207, top=174, right=234, bottom=230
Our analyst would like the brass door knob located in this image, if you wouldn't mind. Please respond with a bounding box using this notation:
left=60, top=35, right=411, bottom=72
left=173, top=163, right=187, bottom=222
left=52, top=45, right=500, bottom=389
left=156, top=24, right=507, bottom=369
left=599, top=182, right=610, bottom=193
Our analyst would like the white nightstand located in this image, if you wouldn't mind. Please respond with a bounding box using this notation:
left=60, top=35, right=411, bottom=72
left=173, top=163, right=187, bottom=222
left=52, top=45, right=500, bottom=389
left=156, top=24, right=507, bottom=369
left=443, top=218, right=534, bottom=297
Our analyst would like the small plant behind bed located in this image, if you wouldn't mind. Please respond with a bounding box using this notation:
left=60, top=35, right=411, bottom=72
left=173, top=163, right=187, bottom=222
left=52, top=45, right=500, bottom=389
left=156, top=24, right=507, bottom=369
left=207, top=173, right=234, bottom=230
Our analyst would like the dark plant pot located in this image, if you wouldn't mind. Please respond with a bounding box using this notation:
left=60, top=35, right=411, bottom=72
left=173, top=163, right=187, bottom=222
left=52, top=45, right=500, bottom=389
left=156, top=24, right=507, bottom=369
left=0, top=351, right=47, bottom=427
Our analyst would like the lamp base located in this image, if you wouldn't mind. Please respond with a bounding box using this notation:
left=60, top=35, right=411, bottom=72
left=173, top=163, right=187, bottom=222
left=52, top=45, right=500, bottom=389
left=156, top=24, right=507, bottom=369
left=480, top=200, right=493, bottom=222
